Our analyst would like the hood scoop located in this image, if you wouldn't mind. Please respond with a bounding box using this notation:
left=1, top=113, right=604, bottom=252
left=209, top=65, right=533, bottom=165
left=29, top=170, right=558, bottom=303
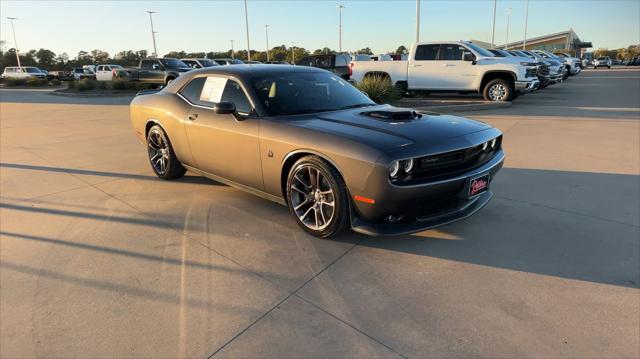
left=360, top=108, right=422, bottom=123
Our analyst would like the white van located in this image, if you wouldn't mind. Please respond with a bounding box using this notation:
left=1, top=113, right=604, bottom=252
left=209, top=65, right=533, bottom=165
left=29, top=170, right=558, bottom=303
left=95, top=64, right=123, bottom=81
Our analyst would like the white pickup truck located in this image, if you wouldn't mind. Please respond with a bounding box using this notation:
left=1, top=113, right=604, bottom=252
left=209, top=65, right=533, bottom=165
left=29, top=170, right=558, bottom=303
left=350, top=41, right=540, bottom=101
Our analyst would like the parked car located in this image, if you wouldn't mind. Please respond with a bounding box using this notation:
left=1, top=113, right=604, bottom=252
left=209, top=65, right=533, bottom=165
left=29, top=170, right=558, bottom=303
left=213, top=58, right=245, bottom=65
left=129, top=65, right=504, bottom=237
left=72, top=68, right=96, bottom=80
left=552, top=52, right=582, bottom=75
left=114, top=58, right=191, bottom=85
left=180, top=58, right=219, bottom=69
left=246, top=60, right=263, bottom=64
left=517, top=50, right=564, bottom=85
left=1, top=66, right=47, bottom=80
left=264, top=61, right=289, bottom=65
left=593, top=56, right=612, bottom=69
left=495, top=49, right=550, bottom=89
left=95, top=64, right=124, bottom=81
left=350, top=41, right=539, bottom=101
left=532, top=51, right=576, bottom=79
left=36, top=68, right=55, bottom=81
left=296, top=54, right=351, bottom=79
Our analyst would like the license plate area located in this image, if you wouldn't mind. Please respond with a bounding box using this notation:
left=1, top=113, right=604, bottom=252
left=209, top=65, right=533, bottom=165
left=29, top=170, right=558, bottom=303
left=468, top=173, right=490, bottom=198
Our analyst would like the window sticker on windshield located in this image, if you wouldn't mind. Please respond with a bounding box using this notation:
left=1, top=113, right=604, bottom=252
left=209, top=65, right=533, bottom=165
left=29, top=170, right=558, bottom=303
left=200, top=77, right=228, bottom=103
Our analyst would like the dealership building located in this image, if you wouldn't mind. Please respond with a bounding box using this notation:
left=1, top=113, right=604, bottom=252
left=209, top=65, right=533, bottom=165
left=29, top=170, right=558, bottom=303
left=498, top=29, right=592, bottom=57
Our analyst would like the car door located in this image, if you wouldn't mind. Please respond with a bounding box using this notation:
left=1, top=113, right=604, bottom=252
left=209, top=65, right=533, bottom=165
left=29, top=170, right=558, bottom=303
left=437, top=44, right=478, bottom=90
left=408, top=44, right=444, bottom=89
left=96, top=65, right=106, bottom=81
left=181, top=76, right=264, bottom=190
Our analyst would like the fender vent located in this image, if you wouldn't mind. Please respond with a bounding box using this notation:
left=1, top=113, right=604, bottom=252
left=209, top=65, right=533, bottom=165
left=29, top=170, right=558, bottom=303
left=360, top=108, right=422, bottom=122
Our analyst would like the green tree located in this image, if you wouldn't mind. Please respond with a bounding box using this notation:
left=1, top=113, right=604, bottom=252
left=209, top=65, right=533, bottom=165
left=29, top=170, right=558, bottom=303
left=36, top=48, right=56, bottom=68
left=356, top=47, right=373, bottom=55
left=395, top=45, right=407, bottom=55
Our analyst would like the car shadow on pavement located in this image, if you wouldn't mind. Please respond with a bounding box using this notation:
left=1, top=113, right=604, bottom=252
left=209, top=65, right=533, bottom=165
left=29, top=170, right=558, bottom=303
left=0, top=162, right=223, bottom=185
left=332, top=168, right=639, bottom=289
left=0, top=89, right=134, bottom=106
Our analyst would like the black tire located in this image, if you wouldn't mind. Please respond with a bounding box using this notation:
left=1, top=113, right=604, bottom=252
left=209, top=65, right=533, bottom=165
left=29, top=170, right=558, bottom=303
left=482, top=78, right=514, bottom=102
left=147, top=125, right=186, bottom=180
left=285, top=155, right=349, bottom=238
left=608, top=66, right=611, bottom=69
left=165, top=76, right=176, bottom=85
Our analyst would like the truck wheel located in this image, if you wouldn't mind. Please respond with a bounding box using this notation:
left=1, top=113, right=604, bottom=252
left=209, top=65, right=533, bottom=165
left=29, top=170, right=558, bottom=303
left=165, top=77, right=176, bottom=85
left=482, top=79, right=513, bottom=102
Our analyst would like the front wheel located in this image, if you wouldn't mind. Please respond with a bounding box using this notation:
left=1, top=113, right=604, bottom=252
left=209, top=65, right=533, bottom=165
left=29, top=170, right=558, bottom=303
left=147, top=125, right=186, bottom=179
left=286, top=156, right=349, bottom=238
left=482, top=79, right=514, bottom=102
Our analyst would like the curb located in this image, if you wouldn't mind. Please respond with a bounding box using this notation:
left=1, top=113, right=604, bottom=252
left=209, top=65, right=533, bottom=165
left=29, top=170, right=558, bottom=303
left=49, top=90, right=136, bottom=98
left=414, top=101, right=512, bottom=113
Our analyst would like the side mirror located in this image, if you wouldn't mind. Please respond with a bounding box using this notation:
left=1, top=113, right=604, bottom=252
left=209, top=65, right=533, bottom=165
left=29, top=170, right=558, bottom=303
left=152, top=64, right=161, bottom=70
left=213, top=101, right=236, bottom=115
left=463, top=52, right=476, bottom=62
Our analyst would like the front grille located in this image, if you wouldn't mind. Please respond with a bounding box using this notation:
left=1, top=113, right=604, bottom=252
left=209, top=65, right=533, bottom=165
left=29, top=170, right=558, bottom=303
left=537, top=64, right=550, bottom=77
left=403, top=136, right=502, bottom=183
left=525, top=67, right=537, bottom=78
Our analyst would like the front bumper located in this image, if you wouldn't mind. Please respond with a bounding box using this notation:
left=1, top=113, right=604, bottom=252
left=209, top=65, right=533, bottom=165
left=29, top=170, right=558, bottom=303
left=350, top=150, right=504, bottom=236
left=515, top=79, right=539, bottom=93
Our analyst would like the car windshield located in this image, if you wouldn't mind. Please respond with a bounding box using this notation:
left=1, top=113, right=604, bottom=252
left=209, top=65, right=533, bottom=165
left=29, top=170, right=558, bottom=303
left=199, top=59, right=217, bottom=67
left=252, top=72, right=375, bottom=116
left=26, top=68, right=41, bottom=73
left=465, top=43, right=495, bottom=57
left=160, top=59, right=188, bottom=68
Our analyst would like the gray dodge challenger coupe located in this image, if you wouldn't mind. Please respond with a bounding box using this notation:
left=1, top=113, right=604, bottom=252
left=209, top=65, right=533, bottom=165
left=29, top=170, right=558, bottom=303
left=130, top=65, right=504, bottom=238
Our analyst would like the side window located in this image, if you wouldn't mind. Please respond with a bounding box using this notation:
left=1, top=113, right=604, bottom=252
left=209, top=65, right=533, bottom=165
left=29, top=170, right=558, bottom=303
left=439, top=45, right=466, bottom=61
left=141, top=60, right=154, bottom=69
left=414, top=45, right=440, bottom=61
left=221, top=80, right=252, bottom=114
left=178, top=77, right=206, bottom=105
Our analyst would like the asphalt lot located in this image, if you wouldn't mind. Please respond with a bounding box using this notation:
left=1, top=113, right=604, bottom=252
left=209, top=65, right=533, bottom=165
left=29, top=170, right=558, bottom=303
left=1, top=68, right=639, bottom=358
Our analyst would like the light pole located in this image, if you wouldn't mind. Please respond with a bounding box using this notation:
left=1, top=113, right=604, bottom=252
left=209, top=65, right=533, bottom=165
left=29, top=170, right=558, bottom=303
left=265, top=25, right=270, bottom=62
left=415, top=0, right=420, bottom=43
left=491, top=0, right=497, bottom=49
left=291, top=42, right=295, bottom=64
left=522, top=0, right=529, bottom=50
left=243, top=0, right=251, bottom=62
left=230, top=40, right=235, bottom=59
left=6, top=17, right=20, bottom=67
left=505, top=7, right=512, bottom=49
left=145, top=11, right=158, bottom=57
left=337, top=4, right=345, bottom=53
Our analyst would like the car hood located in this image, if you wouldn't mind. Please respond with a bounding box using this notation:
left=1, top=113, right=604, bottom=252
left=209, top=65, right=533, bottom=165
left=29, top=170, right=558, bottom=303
left=284, top=105, right=492, bottom=152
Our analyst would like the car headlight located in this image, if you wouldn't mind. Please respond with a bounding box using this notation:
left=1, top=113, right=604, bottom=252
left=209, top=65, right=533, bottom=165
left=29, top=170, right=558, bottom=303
left=389, top=160, right=400, bottom=178
left=520, top=62, right=538, bottom=67
left=482, top=142, right=489, bottom=151
left=490, top=138, right=497, bottom=149
left=403, top=158, right=415, bottom=173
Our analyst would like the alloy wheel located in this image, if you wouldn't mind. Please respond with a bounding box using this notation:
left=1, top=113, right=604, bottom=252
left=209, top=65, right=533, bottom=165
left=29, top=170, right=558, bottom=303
left=148, top=130, right=170, bottom=175
left=488, top=83, right=507, bottom=101
left=289, top=165, right=336, bottom=231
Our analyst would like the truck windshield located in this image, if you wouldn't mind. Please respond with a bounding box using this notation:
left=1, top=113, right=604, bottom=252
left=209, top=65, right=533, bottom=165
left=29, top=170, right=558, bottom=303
left=252, top=72, right=375, bottom=116
left=160, top=59, right=188, bottom=68
left=465, top=43, right=495, bottom=57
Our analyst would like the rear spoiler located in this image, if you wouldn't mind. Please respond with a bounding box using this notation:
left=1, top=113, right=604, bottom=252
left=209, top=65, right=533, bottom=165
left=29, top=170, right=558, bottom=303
left=136, top=88, right=161, bottom=96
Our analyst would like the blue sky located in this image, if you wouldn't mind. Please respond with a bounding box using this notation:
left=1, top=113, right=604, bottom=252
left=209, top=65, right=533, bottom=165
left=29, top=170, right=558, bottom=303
left=1, top=0, right=639, bottom=57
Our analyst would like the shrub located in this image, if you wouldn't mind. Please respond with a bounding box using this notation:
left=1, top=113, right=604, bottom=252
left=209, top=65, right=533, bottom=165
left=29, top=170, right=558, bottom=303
left=356, top=74, right=400, bottom=103
left=26, top=77, right=47, bottom=87
left=110, top=79, right=133, bottom=91
left=4, top=78, right=27, bottom=87
left=67, top=80, right=77, bottom=90
left=96, top=81, right=108, bottom=90
left=75, top=79, right=97, bottom=91
left=51, top=79, right=62, bottom=86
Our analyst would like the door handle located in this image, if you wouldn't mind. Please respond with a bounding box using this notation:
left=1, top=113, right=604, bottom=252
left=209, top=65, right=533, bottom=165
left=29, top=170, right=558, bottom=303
left=188, top=113, right=198, bottom=121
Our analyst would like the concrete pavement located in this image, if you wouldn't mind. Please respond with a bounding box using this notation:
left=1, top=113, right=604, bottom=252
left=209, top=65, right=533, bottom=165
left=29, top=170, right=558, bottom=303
left=1, top=68, right=639, bottom=358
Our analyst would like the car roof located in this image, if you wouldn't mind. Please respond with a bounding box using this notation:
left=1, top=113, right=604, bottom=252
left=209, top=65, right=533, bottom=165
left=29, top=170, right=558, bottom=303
left=164, top=64, right=327, bottom=92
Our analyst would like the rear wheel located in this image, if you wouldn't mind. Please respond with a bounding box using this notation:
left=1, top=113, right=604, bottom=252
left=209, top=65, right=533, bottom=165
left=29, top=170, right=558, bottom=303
left=286, top=156, right=349, bottom=238
left=147, top=125, right=186, bottom=179
left=482, top=78, right=514, bottom=102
